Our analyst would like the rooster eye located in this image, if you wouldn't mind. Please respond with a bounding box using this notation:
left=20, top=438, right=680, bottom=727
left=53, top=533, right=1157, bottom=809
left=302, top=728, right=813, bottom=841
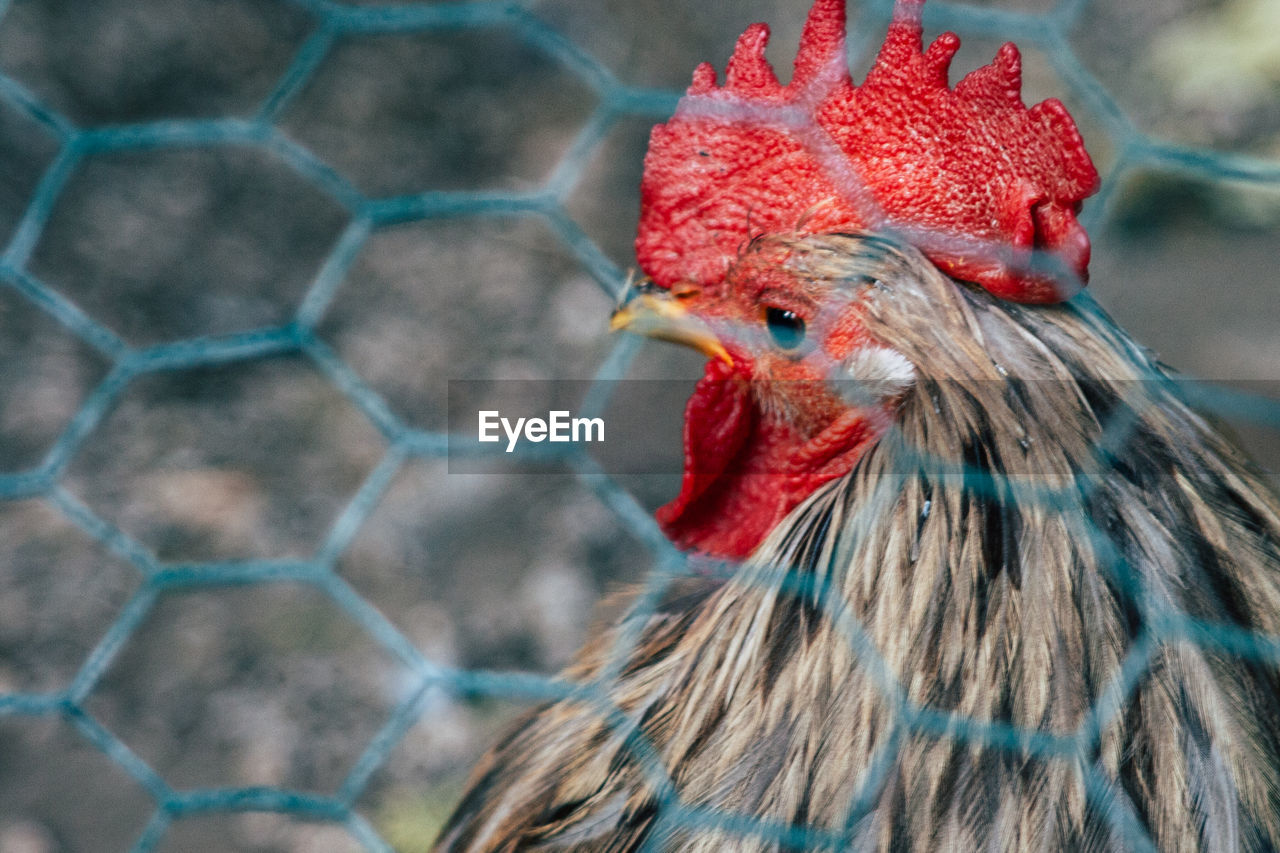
left=764, top=307, right=806, bottom=351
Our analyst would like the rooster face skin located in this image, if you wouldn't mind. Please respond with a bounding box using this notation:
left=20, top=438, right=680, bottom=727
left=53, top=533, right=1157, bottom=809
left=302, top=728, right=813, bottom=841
left=630, top=233, right=918, bottom=434
left=611, top=234, right=926, bottom=562
left=436, top=232, right=1280, bottom=852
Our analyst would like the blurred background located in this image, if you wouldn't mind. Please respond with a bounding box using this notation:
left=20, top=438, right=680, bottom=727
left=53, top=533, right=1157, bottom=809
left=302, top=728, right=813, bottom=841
left=0, top=0, right=1276, bottom=850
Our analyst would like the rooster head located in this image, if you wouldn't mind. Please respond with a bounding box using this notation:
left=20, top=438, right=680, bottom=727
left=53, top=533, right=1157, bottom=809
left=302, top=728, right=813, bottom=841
left=613, top=0, right=1099, bottom=559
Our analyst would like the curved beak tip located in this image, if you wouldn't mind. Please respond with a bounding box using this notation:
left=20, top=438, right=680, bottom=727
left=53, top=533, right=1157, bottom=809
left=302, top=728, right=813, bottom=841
left=609, top=295, right=733, bottom=366
left=607, top=310, right=633, bottom=333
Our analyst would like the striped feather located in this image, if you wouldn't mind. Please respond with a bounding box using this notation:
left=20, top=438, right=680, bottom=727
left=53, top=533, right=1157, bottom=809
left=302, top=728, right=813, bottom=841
left=435, top=234, right=1280, bottom=852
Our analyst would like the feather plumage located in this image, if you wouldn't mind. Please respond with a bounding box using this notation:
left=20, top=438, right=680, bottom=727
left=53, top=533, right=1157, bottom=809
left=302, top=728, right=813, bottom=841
left=435, top=234, right=1280, bottom=852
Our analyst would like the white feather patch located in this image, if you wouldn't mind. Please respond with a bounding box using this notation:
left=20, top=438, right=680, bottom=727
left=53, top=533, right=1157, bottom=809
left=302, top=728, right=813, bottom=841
left=829, top=344, right=916, bottom=406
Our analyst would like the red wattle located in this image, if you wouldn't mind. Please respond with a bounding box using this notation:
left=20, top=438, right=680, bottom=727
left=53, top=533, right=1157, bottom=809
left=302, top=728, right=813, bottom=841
left=657, top=361, right=880, bottom=560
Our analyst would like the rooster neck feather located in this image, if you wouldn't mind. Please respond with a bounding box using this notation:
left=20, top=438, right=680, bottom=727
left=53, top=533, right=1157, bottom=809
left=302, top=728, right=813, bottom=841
left=435, top=235, right=1280, bottom=852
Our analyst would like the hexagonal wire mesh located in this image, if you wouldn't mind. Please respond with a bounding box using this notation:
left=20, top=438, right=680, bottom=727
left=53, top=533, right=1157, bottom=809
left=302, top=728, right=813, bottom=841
left=0, top=0, right=1278, bottom=850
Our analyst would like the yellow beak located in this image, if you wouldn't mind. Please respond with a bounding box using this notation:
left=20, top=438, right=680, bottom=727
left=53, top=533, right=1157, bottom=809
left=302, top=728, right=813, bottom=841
left=609, top=292, right=733, bottom=366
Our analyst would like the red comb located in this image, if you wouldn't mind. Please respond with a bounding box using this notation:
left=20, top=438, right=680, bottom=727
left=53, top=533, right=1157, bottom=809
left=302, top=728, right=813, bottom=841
left=634, top=0, right=1099, bottom=303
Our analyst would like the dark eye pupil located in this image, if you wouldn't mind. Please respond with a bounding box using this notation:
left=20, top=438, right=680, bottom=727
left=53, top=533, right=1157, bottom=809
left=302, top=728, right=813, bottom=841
left=765, top=307, right=806, bottom=350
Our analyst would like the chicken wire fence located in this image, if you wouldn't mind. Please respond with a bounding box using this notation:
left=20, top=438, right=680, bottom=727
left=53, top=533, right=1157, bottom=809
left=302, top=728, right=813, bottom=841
left=0, top=0, right=1278, bottom=850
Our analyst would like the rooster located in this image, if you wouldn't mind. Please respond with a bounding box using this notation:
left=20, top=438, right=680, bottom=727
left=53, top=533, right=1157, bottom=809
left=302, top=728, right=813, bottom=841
left=435, top=1, right=1280, bottom=850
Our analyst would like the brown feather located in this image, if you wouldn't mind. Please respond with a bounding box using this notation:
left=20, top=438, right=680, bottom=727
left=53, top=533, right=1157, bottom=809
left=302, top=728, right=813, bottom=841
left=435, top=234, right=1280, bottom=852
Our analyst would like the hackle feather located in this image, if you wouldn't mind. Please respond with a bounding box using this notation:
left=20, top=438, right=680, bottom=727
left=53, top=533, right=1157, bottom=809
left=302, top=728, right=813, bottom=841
left=436, top=234, right=1280, bottom=852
